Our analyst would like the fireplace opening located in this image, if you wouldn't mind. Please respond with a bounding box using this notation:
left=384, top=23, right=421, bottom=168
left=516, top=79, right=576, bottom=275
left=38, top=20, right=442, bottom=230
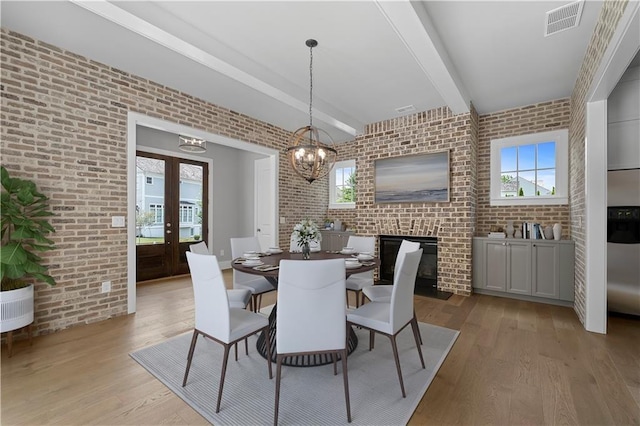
left=378, top=235, right=452, bottom=300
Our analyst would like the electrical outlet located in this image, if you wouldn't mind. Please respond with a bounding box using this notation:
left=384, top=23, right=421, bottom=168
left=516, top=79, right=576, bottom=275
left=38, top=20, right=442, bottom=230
left=220, top=249, right=224, bottom=256
left=101, top=281, right=111, bottom=293
left=280, top=216, right=286, bottom=224
left=111, top=216, right=125, bottom=227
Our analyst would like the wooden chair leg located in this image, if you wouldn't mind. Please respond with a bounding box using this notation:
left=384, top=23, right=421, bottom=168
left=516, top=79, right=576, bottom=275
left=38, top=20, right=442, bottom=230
left=235, top=342, right=238, bottom=361
left=274, top=355, right=284, bottom=425
left=182, top=330, right=199, bottom=386
left=341, top=348, right=352, bottom=423
left=257, top=294, right=263, bottom=312
left=389, top=335, right=406, bottom=398
left=264, top=326, right=273, bottom=379
left=216, top=344, right=231, bottom=413
left=332, top=352, right=338, bottom=375
left=245, top=337, right=249, bottom=356
left=414, top=311, right=423, bottom=345
left=410, top=317, right=426, bottom=368
left=369, top=329, right=375, bottom=350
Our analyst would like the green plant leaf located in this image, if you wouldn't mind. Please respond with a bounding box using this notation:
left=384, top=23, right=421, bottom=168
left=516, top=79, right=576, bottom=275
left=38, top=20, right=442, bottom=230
left=1, top=166, right=57, bottom=287
left=22, top=259, right=46, bottom=274
left=1, top=262, right=26, bottom=280
left=0, top=242, right=28, bottom=265
left=31, top=273, right=55, bottom=286
left=10, top=226, right=34, bottom=240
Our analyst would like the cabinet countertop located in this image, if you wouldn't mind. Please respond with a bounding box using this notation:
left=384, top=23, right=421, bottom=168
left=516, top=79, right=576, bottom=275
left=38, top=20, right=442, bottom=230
left=474, top=236, right=574, bottom=244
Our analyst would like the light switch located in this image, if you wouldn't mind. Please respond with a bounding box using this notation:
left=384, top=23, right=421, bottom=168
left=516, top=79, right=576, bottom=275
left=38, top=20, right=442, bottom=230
left=112, top=216, right=125, bottom=228
left=280, top=217, right=286, bottom=224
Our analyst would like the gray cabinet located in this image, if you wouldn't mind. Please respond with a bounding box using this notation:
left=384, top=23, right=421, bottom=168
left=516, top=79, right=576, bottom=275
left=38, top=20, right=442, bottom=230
left=480, top=240, right=531, bottom=294
left=319, top=230, right=354, bottom=252
left=473, top=237, right=575, bottom=305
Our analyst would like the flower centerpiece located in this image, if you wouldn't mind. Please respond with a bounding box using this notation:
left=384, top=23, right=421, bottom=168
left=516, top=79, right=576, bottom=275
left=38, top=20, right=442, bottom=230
left=293, top=219, right=321, bottom=259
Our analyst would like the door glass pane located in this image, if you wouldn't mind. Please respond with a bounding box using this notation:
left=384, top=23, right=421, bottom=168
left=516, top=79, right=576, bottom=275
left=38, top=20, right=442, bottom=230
left=179, top=163, right=204, bottom=243
left=136, top=156, right=165, bottom=245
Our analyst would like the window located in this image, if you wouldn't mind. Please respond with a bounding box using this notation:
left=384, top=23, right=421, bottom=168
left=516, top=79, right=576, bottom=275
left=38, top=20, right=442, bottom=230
left=149, top=204, right=164, bottom=224
left=490, top=129, right=568, bottom=206
left=146, top=177, right=153, bottom=185
left=329, top=159, right=356, bottom=209
left=179, top=204, right=194, bottom=224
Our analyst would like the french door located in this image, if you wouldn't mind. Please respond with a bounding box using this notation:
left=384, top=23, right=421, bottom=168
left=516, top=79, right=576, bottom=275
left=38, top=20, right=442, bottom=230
left=135, top=151, right=209, bottom=282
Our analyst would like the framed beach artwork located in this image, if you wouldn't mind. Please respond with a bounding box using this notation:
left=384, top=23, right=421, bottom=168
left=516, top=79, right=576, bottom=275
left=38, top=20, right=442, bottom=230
left=374, top=151, right=450, bottom=203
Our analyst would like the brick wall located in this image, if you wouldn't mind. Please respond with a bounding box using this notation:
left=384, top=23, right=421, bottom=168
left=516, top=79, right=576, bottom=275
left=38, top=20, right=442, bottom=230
left=332, top=107, right=478, bottom=296
left=568, top=0, right=629, bottom=324
left=476, top=99, right=571, bottom=236
left=0, top=29, right=326, bottom=336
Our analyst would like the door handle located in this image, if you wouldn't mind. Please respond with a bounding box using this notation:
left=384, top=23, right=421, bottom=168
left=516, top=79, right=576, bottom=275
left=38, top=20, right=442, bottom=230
left=166, top=230, right=172, bottom=234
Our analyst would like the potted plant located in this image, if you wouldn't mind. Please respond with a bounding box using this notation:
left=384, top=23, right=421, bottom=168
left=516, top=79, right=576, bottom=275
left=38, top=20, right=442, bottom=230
left=0, top=166, right=56, bottom=344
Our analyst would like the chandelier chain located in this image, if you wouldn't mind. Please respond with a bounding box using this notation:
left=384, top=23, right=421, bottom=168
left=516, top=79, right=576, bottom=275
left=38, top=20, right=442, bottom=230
left=309, top=43, right=313, bottom=128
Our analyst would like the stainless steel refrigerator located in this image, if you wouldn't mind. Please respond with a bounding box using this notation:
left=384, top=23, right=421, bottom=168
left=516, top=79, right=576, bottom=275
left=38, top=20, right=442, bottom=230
left=607, top=169, right=640, bottom=316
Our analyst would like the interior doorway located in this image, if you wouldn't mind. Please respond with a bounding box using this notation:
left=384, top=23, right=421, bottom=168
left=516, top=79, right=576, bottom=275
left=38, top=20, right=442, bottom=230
left=127, top=112, right=279, bottom=314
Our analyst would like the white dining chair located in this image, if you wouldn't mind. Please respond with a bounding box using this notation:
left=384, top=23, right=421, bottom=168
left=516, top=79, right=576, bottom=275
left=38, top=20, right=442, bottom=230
left=362, top=240, right=423, bottom=345
left=362, top=239, right=420, bottom=303
left=230, top=236, right=276, bottom=312
left=274, top=258, right=351, bottom=424
left=182, top=252, right=272, bottom=413
left=189, top=242, right=251, bottom=310
left=288, top=232, right=321, bottom=252
left=345, top=235, right=375, bottom=308
left=347, top=248, right=424, bottom=398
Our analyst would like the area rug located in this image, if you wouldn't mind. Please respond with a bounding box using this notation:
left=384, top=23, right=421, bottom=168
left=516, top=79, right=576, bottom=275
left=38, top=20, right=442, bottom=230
left=130, top=319, right=459, bottom=425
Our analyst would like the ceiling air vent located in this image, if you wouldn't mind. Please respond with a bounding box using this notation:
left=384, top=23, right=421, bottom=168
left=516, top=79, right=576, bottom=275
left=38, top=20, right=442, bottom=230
left=395, top=105, right=416, bottom=114
left=544, top=0, right=584, bottom=37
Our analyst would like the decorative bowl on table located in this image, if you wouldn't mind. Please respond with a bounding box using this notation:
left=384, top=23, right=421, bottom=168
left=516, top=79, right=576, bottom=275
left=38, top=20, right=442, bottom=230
left=344, top=259, right=362, bottom=269
left=357, top=252, right=374, bottom=261
left=243, top=258, right=263, bottom=266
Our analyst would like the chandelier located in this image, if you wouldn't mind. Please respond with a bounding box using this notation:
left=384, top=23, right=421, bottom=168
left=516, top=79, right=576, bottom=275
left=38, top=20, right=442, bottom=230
left=178, top=135, right=206, bottom=153
left=285, top=39, right=337, bottom=184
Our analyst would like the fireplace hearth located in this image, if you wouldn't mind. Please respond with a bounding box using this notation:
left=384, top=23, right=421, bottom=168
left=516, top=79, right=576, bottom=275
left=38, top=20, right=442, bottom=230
left=378, top=235, right=452, bottom=300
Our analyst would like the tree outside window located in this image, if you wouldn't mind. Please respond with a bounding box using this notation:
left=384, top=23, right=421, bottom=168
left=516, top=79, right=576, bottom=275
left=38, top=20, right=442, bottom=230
left=330, top=159, right=356, bottom=209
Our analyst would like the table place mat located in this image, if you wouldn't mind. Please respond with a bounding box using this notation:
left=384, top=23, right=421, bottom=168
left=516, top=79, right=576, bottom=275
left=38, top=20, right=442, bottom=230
left=252, top=264, right=279, bottom=272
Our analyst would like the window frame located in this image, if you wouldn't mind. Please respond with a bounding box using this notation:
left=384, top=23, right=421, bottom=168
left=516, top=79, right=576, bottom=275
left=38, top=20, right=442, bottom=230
left=490, top=129, right=568, bottom=206
left=179, top=204, right=194, bottom=224
left=329, top=159, right=356, bottom=209
left=149, top=203, right=164, bottom=224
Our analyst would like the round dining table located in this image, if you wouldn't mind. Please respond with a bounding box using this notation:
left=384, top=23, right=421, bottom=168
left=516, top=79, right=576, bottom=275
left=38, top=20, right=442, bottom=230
left=231, top=250, right=379, bottom=367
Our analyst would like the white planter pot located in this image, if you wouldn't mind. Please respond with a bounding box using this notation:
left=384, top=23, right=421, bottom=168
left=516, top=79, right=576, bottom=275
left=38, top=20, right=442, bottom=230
left=0, top=284, right=34, bottom=333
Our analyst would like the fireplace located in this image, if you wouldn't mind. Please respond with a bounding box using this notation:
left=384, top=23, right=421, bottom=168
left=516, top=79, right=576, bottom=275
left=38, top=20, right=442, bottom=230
left=378, top=235, right=451, bottom=299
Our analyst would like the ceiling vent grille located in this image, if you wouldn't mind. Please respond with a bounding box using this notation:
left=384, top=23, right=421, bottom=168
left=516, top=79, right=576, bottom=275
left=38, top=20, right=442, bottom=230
left=395, top=105, right=416, bottom=114
left=544, top=0, right=584, bottom=37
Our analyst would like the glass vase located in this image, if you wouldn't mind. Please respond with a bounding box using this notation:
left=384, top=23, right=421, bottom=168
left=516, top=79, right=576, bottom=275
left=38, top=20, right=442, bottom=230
left=302, top=242, right=311, bottom=260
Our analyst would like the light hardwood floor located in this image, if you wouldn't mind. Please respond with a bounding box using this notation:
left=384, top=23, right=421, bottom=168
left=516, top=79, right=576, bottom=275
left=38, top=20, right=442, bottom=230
left=2, top=271, right=639, bottom=425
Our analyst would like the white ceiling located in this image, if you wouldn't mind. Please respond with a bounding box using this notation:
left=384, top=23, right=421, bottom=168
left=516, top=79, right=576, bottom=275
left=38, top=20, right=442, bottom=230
left=1, top=1, right=604, bottom=142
